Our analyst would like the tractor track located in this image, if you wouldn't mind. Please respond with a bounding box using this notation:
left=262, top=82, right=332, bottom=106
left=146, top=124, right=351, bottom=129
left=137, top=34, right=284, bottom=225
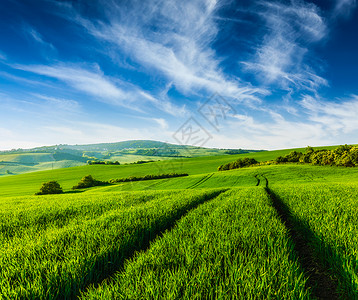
left=80, top=189, right=226, bottom=298
left=262, top=175, right=339, bottom=300
left=187, top=173, right=214, bottom=189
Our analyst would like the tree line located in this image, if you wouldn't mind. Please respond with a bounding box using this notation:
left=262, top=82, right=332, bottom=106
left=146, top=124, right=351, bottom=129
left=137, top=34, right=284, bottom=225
left=218, top=145, right=358, bottom=171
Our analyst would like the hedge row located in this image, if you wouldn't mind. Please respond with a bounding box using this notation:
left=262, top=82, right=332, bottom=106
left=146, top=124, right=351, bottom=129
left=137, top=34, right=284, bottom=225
left=109, top=173, right=188, bottom=183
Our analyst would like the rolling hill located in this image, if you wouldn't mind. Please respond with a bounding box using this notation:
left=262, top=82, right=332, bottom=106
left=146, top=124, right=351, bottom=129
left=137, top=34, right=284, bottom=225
left=0, top=140, right=264, bottom=176
left=1, top=143, right=358, bottom=298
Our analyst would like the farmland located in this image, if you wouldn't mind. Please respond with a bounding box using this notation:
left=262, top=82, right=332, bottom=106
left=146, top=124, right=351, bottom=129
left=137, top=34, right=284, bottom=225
left=0, top=145, right=358, bottom=298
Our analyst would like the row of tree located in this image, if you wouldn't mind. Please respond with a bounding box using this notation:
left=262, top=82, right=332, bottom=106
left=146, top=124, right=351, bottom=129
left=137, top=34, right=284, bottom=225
left=87, top=160, right=120, bottom=165
left=109, top=173, right=188, bottom=183
left=276, top=145, right=358, bottom=167
left=217, top=145, right=358, bottom=172
left=218, top=158, right=258, bottom=171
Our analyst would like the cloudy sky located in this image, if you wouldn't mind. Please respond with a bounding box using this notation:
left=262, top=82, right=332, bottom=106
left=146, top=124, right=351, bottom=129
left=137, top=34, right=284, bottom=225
left=0, top=0, right=357, bottom=150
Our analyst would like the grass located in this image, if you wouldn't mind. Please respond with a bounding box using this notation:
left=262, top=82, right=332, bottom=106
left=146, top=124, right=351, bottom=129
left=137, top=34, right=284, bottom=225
left=0, top=147, right=346, bottom=197
left=0, top=151, right=272, bottom=197
left=1, top=144, right=358, bottom=298
left=0, top=189, right=223, bottom=299
left=82, top=188, right=311, bottom=299
left=270, top=183, right=358, bottom=298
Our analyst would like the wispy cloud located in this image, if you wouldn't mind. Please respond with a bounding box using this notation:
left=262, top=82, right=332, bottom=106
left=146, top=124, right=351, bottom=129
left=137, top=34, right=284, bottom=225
left=301, top=94, right=358, bottom=134
left=32, top=94, right=81, bottom=113
left=14, top=63, right=186, bottom=115
left=139, top=90, right=187, bottom=117
left=210, top=111, right=329, bottom=150
left=70, top=0, right=266, bottom=104
left=243, top=0, right=328, bottom=91
left=153, top=118, right=169, bottom=130
left=16, top=64, right=126, bottom=100
left=0, top=51, right=6, bottom=61
left=334, top=0, right=357, bottom=17
left=26, top=26, right=56, bottom=51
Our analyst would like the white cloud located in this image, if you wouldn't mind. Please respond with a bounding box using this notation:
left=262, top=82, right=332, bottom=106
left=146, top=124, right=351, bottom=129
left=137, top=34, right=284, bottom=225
left=301, top=95, right=358, bottom=134
left=0, top=51, right=6, bottom=61
left=153, top=118, right=169, bottom=130
left=243, top=0, right=328, bottom=91
left=16, top=64, right=126, bottom=101
left=139, top=91, right=187, bottom=117
left=32, top=94, right=81, bottom=112
left=26, top=26, right=56, bottom=51
left=73, top=0, right=266, bottom=104
left=14, top=63, right=186, bottom=115
left=334, top=0, right=357, bottom=17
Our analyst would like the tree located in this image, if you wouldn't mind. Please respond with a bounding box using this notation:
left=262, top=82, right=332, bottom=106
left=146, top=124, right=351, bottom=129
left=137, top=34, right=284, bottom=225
left=72, top=175, right=107, bottom=189
left=36, top=181, right=63, bottom=195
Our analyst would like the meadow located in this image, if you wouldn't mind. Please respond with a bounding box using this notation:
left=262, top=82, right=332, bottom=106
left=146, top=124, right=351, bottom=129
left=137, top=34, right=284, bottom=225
left=0, top=145, right=357, bottom=299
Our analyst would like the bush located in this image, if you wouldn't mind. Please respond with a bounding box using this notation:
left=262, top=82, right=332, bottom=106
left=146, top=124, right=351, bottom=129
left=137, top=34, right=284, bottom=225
left=36, top=181, right=63, bottom=195
left=72, top=175, right=108, bottom=189
left=109, top=173, right=188, bottom=183
left=218, top=157, right=258, bottom=171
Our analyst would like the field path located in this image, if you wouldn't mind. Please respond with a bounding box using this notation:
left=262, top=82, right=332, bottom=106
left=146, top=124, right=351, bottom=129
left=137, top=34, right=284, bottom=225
left=186, top=173, right=214, bottom=189
left=80, top=189, right=226, bottom=297
left=254, top=174, right=260, bottom=186
left=263, top=176, right=339, bottom=300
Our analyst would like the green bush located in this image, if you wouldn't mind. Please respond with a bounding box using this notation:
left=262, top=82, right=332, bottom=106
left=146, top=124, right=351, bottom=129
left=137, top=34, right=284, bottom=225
left=218, top=157, right=258, bottom=171
left=36, top=181, right=63, bottom=195
left=109, top=173, right=188, bottom=183
left=72, top=175, right=107, bottom=190
left=275, top=145, right=358, bottom=167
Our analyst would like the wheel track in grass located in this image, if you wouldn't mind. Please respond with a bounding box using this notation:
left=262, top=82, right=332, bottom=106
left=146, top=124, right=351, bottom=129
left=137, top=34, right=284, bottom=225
left=79, top=188, right=226, bottom=298
left=254, top=174, right=260, bottom=186
left=186, top=173, right=214, bottom=189
left=262, top=175, right=340, bottom=300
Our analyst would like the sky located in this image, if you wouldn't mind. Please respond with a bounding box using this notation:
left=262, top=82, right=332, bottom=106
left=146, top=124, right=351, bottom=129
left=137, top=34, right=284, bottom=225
left=0, top=0, right=357, bottom=150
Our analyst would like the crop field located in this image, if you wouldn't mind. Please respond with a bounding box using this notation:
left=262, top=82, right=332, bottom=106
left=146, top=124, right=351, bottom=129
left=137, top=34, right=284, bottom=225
left=270, top=183, right=358, bottom=298
left=0, top=146, right=358, bottom=299
left=82, top=188, right=311, bottom=299
left=0, top=189, right=224, bottom=298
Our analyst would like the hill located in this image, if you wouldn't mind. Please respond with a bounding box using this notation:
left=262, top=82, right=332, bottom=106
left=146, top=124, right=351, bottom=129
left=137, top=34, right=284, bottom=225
left=0, top=140, right=264, bottom=176
left=1, top=143, right=358, bottom=298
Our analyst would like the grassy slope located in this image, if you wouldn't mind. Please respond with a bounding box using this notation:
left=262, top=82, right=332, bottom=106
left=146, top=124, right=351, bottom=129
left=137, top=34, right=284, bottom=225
left=0, top=145, right=354, bottom=197
left=0, top=189, right=224, bottom=299
left=83, top=188, right=311, bottom=299
left=270, top=183, right=358, bottom=297
left=1, top=144, right=358, bottom=298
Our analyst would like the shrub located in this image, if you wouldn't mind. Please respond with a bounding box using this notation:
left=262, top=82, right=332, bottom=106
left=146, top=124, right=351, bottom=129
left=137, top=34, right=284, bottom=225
left=72, top=175, right=107, bottom=189
left=275, top=156, right=287, bottom=163
left=109, top=173, right=188, bottom=183
left=218, top=158, right=258, bottom=171
left=36, top=181, right=63, bottom=195
left=285, top=151, right=302, bottom=162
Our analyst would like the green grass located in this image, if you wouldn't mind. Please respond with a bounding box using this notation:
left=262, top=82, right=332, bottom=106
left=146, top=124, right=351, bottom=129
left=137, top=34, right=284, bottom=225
left=0, top=147, right=346, bottom=197
left=1, top=144, right=358, bottom=299
left=0, top=188, right=223, bottom=299
left=270, top=183, right=358, bottom=298
left=82, top=188, right=311, bottom=299
left=0, top=152, right=267, bottom=197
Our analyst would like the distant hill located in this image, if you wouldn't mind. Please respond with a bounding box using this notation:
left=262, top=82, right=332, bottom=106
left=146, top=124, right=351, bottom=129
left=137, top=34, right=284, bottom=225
left=0, top=140, right=265, bottom=176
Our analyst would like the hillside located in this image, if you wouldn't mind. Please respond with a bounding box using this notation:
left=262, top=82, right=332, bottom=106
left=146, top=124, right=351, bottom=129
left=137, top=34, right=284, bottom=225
left=1, top=144, right=358, bottom=298
left=0, top=140, right=264, bottom=176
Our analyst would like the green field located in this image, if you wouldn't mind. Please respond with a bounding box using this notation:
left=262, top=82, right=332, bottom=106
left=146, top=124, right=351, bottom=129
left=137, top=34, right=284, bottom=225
left=0, top=145, right=358, bottom=298
left=0, top=140, right=263, bottom=176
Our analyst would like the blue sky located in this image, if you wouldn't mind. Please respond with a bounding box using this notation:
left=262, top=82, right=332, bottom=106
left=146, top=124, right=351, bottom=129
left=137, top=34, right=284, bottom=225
left=0, top=0, right=357, bottom=150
